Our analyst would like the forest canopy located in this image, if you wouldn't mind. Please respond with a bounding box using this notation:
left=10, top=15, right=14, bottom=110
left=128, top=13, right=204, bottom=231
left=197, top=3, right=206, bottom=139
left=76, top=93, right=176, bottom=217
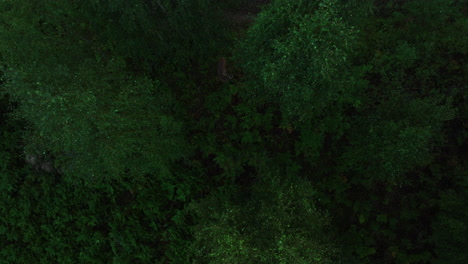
left=0, top=0, right=466, bottom=263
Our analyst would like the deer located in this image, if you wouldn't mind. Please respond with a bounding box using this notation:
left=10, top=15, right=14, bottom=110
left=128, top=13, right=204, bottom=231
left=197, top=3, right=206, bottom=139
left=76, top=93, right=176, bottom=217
left=217, top=57, right=233, bottom=82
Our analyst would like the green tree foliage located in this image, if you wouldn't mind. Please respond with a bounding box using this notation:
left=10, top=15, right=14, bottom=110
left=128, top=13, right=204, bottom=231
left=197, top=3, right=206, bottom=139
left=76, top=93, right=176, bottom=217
left=326, top=0, right=464, bottom=262
left=1, top=0, right=466, bottom=263
left=0, top=0, right=226, bottom=262
left=339, top=95, right=454, bottom=184
left=235, top=0, right=465, bottom=263
left=0, top=0, right=228, bottom=183
left=186, top=159, right=341, bottom=264
left=322, top=1, right=464, bottom=262
left=0, top=163, right=193, bottom=263
left=431, top=167, right=468, bottom=264
left=238, top=0, right=364, bottom=123
left=0, top=93, right=193, bottom=264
